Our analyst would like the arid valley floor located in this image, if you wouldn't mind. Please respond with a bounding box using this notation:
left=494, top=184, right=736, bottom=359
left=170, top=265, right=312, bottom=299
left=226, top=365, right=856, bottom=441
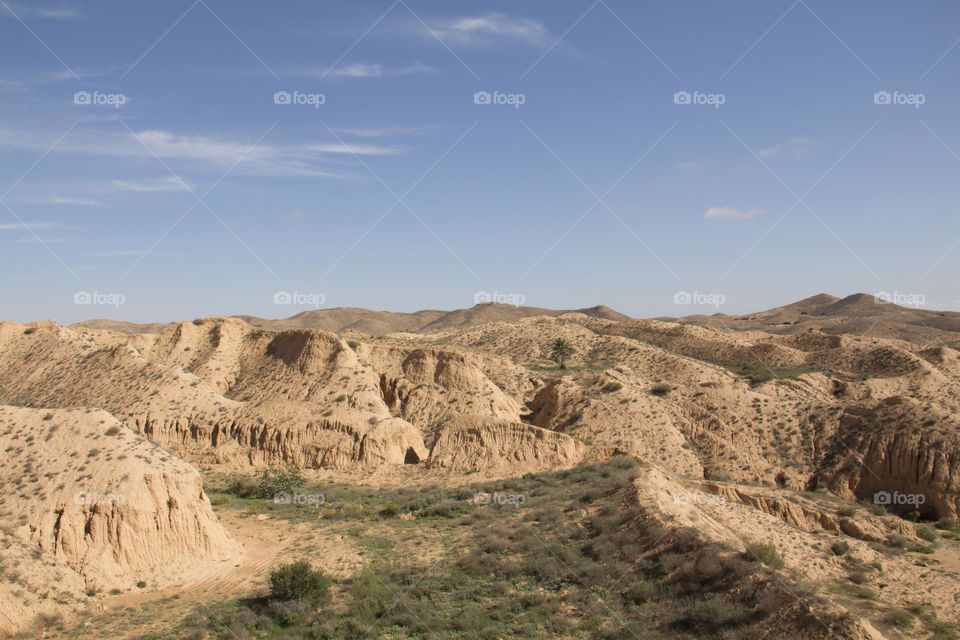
left=2, top=293, right=960, bottom=639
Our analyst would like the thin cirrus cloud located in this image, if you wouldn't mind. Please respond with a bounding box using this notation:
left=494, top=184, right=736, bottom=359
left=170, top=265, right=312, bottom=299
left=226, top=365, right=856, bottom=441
left=0, top=221, right=60, bottom=231
left=308, top=62, right=438, bottom=78
left=417, top=12, right=551, bottom=47
left=757, top=136, right=814, bottom=158
left=705, top=206, right=763, bottom=221
left=12, top=195, right=100, bottom=206
left=0, top=126, right=405, bottom=179
left=0, top=3, right=79, bottom=20
left=110, top=176, right=191, bottom=193
left=335, top=125, right=445, bottom=138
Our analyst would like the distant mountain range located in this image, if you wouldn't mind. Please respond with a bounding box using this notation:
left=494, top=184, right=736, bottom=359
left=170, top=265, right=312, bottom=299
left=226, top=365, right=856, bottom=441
left=666, top=292, right=960, bottom=344
left=72, top=294, right=960, bottom=344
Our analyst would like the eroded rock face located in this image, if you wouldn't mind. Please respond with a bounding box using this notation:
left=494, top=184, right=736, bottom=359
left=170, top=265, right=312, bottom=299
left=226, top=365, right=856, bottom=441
left=428, top=418, right=585, bottom=473
left=816, top=396, right=960, bottom=519
left=0, top=406, right=238, bottom=636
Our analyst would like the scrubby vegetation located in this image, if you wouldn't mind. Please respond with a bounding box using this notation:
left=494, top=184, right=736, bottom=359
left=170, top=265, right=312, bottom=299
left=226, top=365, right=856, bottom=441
left=223, top=466, right=305, bottom=500
left=738, top=363, right=821, bottom=386
left=744, top=541, right=785, bottom=570
left=182, top=459, right=796, bottom=639
left=268, top=561, right=330, bottom=604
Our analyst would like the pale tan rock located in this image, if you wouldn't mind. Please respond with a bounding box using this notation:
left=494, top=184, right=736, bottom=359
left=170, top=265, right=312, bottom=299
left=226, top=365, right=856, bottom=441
left=427, top=417, right=585, bottom=473
left=0, top=406, right=238, bottom=636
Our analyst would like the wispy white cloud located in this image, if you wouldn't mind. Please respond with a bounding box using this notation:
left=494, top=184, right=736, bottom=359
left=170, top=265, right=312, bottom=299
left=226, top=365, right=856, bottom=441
left=335, top=125, right=444, bottom=138
left=675, top=160, right=708, bottom=171
left=110, top=176, right=191, bottom=193
left=303, top=142, right=404, bottom=156
left=88, top=249, right=162, bottom=258
left=420, top=13, right=550, bottom=47
left=705, top=206, right=763, bottom=221
left=0, top=3, right=79, bottom=20
left=0, top=126, right=404, bottom=178
left=309, top=61, right=438, bottom=78
left=17, top=235, right=69, bottom=244
left=758, top=136, right=814, bottom=158
left=0, top=221, right=60, bottom=231
left=14, top=195, right=100, bottom=206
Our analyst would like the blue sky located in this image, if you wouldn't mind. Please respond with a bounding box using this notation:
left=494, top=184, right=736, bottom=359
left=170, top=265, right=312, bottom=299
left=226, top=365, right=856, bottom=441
left=1, top=0, right=959, bottom=323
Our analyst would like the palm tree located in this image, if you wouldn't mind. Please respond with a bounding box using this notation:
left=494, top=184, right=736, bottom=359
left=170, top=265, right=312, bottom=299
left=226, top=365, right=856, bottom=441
left=550, top=338, right=574, bottom=369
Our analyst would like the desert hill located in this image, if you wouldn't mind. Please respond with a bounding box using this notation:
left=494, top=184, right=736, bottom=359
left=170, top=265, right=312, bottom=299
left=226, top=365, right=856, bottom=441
left=670, top=292, right=960, bottom=344
left=73, top=302, right=631, bottom=336
left=7, top=294, right=960, bottom=638
left=0, top=406, right=237, bottom=636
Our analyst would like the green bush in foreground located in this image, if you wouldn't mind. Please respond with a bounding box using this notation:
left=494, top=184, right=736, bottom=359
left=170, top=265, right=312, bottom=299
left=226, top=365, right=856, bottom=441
left=269, top=561, right=330, bottom=604
left=745, top=541, right=785, bottom=570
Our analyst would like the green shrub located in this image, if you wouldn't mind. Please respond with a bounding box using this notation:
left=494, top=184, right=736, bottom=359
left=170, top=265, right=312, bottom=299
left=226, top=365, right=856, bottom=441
left=601, top=382, right=623, bottom=393
left=650, top=383, right=673, bottom=396
left=830, top=541, right=851, bottom=556
left=672, top=594, right=749, bottom=630
left=744, top=542, right=785, bottom=570
left=916, top=524, right=938, bottom=542
left=268, top=561, right=330, bottom=604
left=224, top=475, right=258, bottom=498
left=848, top=570, right=869, bottom=585
left=621, top=580, right=656, bottom=605
left=935, top=516, right=957, bottom=530
left=267, top=598, right=314, bottom=625
left=378, top=502, right=400, bottom=518
left=881, top=608, right=915, bottom=628
left=256, top=466, right=305, bottom=499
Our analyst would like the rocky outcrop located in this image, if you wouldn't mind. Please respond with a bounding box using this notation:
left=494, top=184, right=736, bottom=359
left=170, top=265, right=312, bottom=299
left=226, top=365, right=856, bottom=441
left=377, top=347, right=520, bottom=441
left=427, top=418, right=585, bottom=473
left=0, top=406, right=238, bottom=636
left=816, top=396, right=960, bottom=518
left=131, top=406, right=428, bottom=470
